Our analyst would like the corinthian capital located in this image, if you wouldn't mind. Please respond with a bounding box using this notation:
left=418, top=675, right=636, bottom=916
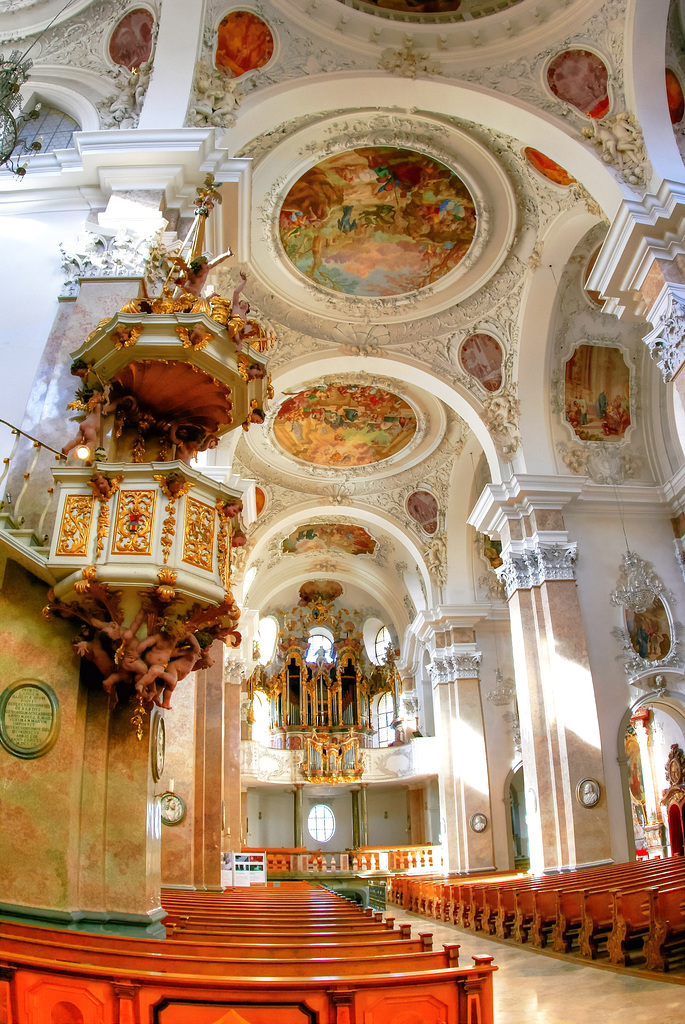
left=645, top=295, right=685, bottom=382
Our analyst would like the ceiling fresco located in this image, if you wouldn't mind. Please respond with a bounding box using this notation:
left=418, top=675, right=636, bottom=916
left=524, top=148, right=576, bottom=187
left=282, top=524, right=377, bottom=557
left=109, top=8, right=154, bottom=70
left=215, top=11, right=274, bottom=77
left=299, top=580, right=344, bottom=605
left=273, top=384, right=417, bottom=467
left=278, top=147, right=476, bottom=297
left=332, top=0, right=526, bottom=20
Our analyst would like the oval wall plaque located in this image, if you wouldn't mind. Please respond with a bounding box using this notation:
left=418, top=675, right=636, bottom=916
left=0, top=679, right=60, bottom=759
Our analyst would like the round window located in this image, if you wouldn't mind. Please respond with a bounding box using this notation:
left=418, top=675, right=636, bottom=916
left=308, top=804, right=335, bottom=843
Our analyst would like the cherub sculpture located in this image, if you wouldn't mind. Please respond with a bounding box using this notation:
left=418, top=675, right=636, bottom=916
left=62, top=388, right=108, bottom=461
left=170, top=249, right=234, bottom=298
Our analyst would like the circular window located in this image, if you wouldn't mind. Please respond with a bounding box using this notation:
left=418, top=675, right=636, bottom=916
left=308, top=804, right=335, bottom=843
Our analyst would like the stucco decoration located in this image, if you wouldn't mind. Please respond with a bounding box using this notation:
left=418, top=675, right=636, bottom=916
left=497, top=542, right=578, bottom=598
left=645, top=296, right=685, bottom=383
left=556, top=441, right=642, bottom=485
left=59, top=228, right=169, bottom=298
left=187, top=60, right=244, bottom=127
left=378, top=44, right=442, bottom=78
left=278, top=147, right=476, bottom=298
left=215, top=10, right=273, bottom=77
left=97, top=58, right=152, bottom=128
left=582, top=114, right=650, bottom=188
left=109, top=8, right=154, bottom=70
left=480, top=387, right=521, bottom=461
left=273, top=384, right=417, bottom=467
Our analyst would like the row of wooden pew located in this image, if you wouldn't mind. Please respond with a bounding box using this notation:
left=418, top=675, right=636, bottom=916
left=0, top=882, right=498, bottom=1023
left=388, top=857, right=685, bottom=973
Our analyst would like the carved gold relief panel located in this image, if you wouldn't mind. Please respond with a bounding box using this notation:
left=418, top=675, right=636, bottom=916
left=55, top=495, right=94, bottom=556
left=112, top=490, right=157, bottom=555
left=183, top=497, right=215, bottom=572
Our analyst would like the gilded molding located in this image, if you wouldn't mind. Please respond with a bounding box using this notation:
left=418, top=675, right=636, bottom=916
left=55, top=494, right=94, bottom=557
left=182, top=496, right=215, bottom=572
left=112, top=489, right=156, bottom=555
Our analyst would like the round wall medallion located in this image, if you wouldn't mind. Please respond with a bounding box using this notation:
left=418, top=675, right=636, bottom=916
left=151, top=712, right=165, bottom=782
left=576, top=778, right=601, bottom=807
left=0, top=679, right=60, bottom=760
left=469, top=812, right=488, bottom=833
left=161, top=791, right=186, bottom=826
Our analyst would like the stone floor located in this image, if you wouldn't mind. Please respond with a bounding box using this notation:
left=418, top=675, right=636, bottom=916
left=390, top=906, right=685, bottom=1024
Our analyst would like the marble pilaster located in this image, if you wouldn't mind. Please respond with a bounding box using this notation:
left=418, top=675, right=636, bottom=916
left=359, top=783, right=369, bottom=847
left=473, top=488, right=613, bottom=872
left=430, top=640, right=495, bottom=874
left=223, top=669, right=242, bottom=855
left=192, top=645, right=224, bottom=891
left=351, top=788, right=360, bottom=849
left=293, top=784, right=304, bottom=847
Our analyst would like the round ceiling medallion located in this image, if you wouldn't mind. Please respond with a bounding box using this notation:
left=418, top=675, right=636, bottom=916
left=278, top=147, right=476, bottom=297
left=273, top=384, right=417, bottom=466
left=349, top=0, right=461, bottom=13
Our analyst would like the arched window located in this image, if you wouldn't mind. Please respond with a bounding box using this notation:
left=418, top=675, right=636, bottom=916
left=251, top=691, right=270, bottom=745
left=305, top=628, right=334, bottom=664
left=375, top=625, right=392, bottom=664
left=376, top=691, right=394, bottom=748
left=257, top=616, right=278, bottom=665
left=307, top=804, right=335, bottom=843
left=19, top=106, right=79, bottom=153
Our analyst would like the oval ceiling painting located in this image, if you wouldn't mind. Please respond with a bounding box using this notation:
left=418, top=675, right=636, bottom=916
left=279, top=147, right=477, bottom=297
left=547, top=49, right=609, bottom=119
left=524, top=148, right=576, bottom=187
left=407, top=491, right=439, bottom=535
left=273, top=384, right=417, bottom=467
left=109, top=8, right=154, bottom=70
left=216, top=11, right=274, bottom=78
left=459, top=333, right=504, bottom=392
left=350, top=0, right=462, bottom=13
left=666, top=68, right=685, bottom=125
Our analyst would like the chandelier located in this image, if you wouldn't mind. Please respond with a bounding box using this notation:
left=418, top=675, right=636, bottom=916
left=0, top=51, right=41, bottom=174
left=610, top=550, right=663, bottom=614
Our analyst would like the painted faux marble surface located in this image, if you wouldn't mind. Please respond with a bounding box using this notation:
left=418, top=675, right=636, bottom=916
left=279, top=147, right=476, bottom=296
left=393, top=907, right=684, bottom=1023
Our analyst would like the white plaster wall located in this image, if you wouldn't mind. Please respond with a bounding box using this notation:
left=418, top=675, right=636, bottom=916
left=566, top=505, right=685, bottom=863
left=0, top=209, right=86, bottom=445
left=302, top=791, right=354, bottom=852
left=366, top=786, right=409, bottom=847
left=245, top=787, right=294, bottom=849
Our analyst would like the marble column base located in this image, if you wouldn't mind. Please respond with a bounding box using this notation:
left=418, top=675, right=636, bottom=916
left=0, top=900, right=166, bottom=939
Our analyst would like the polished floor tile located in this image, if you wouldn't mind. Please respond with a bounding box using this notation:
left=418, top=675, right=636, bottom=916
left=389, top=907, right=684, bottom=1024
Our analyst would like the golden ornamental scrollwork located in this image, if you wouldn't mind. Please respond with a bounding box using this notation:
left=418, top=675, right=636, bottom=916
left=154, top=472, right=194, bottom=564
left=112, top=489, right=156, bottom=555
left=55, top=494, right=94, bottom=557
left=215, top=496, right=242, bottom=589
left=111, top=324, right=144, bottom=350
left=182, top=496, right=215, bottom=572
left=87, top=473, right=123, bottom=559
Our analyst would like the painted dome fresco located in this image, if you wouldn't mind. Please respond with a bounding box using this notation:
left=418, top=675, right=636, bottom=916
left=273, top=384, right=417, bottom=466
left=333, top=0, right=525, bottom=20
left=278, top=147, right=476, bottom=297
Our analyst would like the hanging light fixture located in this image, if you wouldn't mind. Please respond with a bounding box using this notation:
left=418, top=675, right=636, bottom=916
left=608, top=485, right=662, bottom=613
left=0, top=51, right=41, bottom=174
left=0, top=0, right=83, bottom=176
